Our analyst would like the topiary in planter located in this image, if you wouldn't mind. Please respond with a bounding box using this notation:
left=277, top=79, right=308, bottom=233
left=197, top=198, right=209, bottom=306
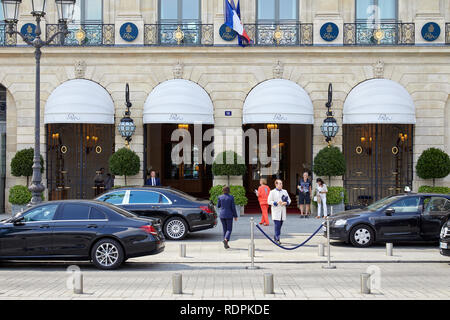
left=9, top=185, right=32, bottom=205
left=11, top=148, right=44, bottom=186
left=416, top=148, right=450, bottom=187
left=418, top=186, right=450, bottom=194
left=312, top=186, right=348, bottom=206
left=109, top=148, right=140, bottom=186
left=209, top=184, right=248, bottom=206
left=313, top=146, right=346, bottom=186
left=212, top=151, right=246, bottom=186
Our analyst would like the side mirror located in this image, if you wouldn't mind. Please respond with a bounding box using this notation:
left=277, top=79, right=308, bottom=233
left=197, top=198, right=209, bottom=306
left=12, top=216, right=25, bottom=225
left=385, top=208, right=395, bottom=216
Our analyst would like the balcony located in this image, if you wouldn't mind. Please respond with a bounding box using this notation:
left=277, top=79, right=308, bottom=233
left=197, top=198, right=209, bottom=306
left=46, top=24, right=115, bottom=46
left=0, top=23, right=17, bottom=46
left=244, top=23, right=313, bottom=46
left=343, top=22, right=415, bottom=45
left=144, top=23, right=213, bottom=46
left=446, top=23, right=450, bottom=44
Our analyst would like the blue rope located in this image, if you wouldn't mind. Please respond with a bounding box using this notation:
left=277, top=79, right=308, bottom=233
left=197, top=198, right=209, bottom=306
left=255, top=223, right=324, bottom=250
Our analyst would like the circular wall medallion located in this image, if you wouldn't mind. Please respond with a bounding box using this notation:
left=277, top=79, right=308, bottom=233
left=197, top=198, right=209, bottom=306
left=95, top=146, right=102, bottom=154
left=421, top=22, right=440, bottom=42
left=20, top=23, right=36, bottom=41
left=392, top=146, right=399, bottom=155
left=219, top=24, right=237, bottom=41
left=320, top=22, right=339, bottom=42
left=120, top=22, right=139, bottom=42
left=356, top=146, right=363, bottom=155
left=60, top=145, right=68, bottom=154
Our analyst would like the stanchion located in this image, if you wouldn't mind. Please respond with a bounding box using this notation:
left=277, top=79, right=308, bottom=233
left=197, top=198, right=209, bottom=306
left=360, top=273, right=371, bottom=294
left=73, top=272, right=83, bottom=294
left=246, top=217, right=259, bottom=270
left=179, top=244, right=186, bottom=257
left=386, top=243, right=393, bottom=256
left=172, top=273, right=182, bottom=294
left=264, top=273, right=274, bottom=294
left=318, top=243, right=325, bottom=257
left=322, top=216, right=336, bottom=269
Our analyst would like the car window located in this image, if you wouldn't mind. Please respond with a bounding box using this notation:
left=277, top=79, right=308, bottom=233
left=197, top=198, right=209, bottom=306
left=388, top=197, right=420, bottom=213
left=97, top=191, right=126, bottom=205
left=57, top=204, right=90, bottom=220
left=367, top=196, right=400, bottom=211
left=161, top=195, right=170, bottom=204
left=89, top=207, right=106, bottom=220
left=423, top=197, right=450, bottom=214
left=129, top=191, right=160, bottom=204
left=21, top=204, right=58, bottom=222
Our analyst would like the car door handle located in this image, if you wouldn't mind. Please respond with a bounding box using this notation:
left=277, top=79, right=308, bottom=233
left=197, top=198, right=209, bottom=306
left=151, top=206, right=160, bottom=209
left=87, top=224, right=98, bottom=228
left=39, top=224, right=50, bottom=229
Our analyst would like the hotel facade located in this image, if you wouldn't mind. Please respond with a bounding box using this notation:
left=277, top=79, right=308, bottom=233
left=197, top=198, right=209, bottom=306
left=0, top=0, right=449, bottom=213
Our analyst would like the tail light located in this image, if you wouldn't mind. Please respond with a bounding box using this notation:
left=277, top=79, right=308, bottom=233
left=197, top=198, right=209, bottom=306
left=140, top=225, right=158, bottom=236
left=200, top=205, right=213, bottom=214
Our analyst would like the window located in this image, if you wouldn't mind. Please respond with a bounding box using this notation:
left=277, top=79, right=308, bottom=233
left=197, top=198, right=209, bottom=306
left=159, top=0, right=200, bottom=22
left=424, top=197, right=450, bottom=214
left=129, top=191, right=161, bottom=204
left=0, top=85, right=5, bottom=122
left=57, top=203, right=90, bottom=220
left=21, top=204, right=58, bottom=222
left=388, top=197, right=420, bottom=213
left=72, top=0, right=103, bottom=23
left=356, top=0, right=397, bottom=22
left=0, top=5, right=4, bottom=21
left=257, top=0, right=298, bottom=22
left=89, top=207, right=106, bottom=220
left=97, top=191, right=126, bottom=205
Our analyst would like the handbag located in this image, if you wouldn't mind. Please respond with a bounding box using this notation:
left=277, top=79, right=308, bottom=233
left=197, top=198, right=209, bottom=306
left=317, top=194, right=322, bottom=204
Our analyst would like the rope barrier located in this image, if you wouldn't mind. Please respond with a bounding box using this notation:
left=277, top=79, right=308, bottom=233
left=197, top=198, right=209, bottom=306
left=255, top=223, right=325, bottom=250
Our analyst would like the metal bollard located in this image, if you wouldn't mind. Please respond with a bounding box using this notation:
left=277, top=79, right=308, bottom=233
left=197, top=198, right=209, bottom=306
left=318, top=243, right=325, bottom=257
left=322, top=217, right=336, bottom=269
left=179, top=244, right=186, bottom=257
left=264, top=273, right=274, bottom=294
left=172, top=273, right=182, bottom=294
left=386, top=243, right=393, bottom=256
left=248, top=243, right=255, bottom=258
left=246, top=217, right=259, bottom=269
left=73, top=272, right=83, bottom=294
left=360, top=273, right=371, bottom=294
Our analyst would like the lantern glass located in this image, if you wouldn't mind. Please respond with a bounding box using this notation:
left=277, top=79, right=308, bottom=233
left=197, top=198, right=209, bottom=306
left=31, top=0, right=46, bottom=15
left=118, top=117, right=136, bottom=139
left=55, top=0, right=75, bottom=22
left=320, top=117, right=339, bottom=139
left=1, top=0, right=21, bottom=23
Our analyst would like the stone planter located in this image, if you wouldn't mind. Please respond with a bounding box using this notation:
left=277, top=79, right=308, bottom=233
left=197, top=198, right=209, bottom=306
left=11, top=204, right=28, bottom=216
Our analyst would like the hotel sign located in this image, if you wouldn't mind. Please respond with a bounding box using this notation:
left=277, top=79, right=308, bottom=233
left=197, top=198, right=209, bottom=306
left=120, top=22, right=139, bottom=42
left=320, top=22, right=339, bottom=42
left=219, top=24, right=237, bottom=41
left=421, top=22, right=440, bottom=42
left=20, top=23, right=36, bottom=42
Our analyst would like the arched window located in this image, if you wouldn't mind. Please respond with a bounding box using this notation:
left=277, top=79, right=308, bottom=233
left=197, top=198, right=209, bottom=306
left=257, top=0, right=298, bottom=23
left=72, top=0, right=103, bottom=23
left=356, top=0, right=397, bottom=23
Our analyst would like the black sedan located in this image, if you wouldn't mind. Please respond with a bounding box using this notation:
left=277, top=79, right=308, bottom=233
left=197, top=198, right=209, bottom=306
left=96, top=186, right=217, bottom=240
left=440, top=220, right=450, bottom=256
left=0, top=200, right=165, bottom=269
left=325, top=193, right=450, bottom=247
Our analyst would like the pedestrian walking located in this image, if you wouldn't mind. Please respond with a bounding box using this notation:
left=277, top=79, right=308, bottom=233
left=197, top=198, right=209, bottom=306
left=297, top=171, right=312, bottom=218
left=267, top=179, right=291, bottom=245
left=217, top=186, right=238, bottom=249
left=315, top=178, right=328, bottom=218
left=255, top=178, right=270, bottom=226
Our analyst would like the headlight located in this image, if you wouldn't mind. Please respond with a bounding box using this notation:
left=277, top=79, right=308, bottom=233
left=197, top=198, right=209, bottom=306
left=335, top=219, right=347, bottom=226
left=441, top=226, right=449, bottom=238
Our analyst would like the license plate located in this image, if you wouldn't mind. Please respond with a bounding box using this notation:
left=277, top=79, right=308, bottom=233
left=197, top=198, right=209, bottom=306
left=440, top=242, right=448, bottom=249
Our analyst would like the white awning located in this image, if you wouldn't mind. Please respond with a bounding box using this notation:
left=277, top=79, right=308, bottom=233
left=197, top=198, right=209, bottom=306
left=44, top=79, right=114, bottom=124
left=243, top=79, right=314, bottom=124
left=143, top=79, right=214, bottom=124
left=343, top=79, right=416, bottom=124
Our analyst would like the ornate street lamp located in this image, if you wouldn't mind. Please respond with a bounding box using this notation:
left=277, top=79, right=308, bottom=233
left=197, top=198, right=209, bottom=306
left=1, top=0, right=76, bottom=205
left=118, top=83, right=136, bottom=147
left=320, top=83, right=339, bottom=146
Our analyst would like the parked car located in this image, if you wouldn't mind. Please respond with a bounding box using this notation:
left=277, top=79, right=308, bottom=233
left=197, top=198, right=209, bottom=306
left=324, top=193, right=450, bottom=247
left=96, top=186, right=217, bottom=240
left=0, top=200, right=165, bottom=269
left=440, top=220, right=450, bottom=256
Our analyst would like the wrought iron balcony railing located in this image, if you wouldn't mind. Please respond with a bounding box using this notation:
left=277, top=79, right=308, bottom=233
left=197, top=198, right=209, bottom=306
left=0, top=23, right=17, bottom=46
left=344, top=22, right=415, bottom=45
left=244, top=23, right=313, bottom=46
left=46, top=24, right=115, bottom=46
left=446, top=23, right=450, bottom=45
left=144, top=23, right=213, bottom=46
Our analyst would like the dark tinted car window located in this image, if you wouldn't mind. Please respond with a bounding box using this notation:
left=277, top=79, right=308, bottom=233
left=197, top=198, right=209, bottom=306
left=21, top=204, right=58, bottom=222
left=97, top=191, right=126, bottom=204
left=129, top=191, right=160, bottom=204
left=57, top=204, right=90, bottom=220
left=424, top=197, right=450, bottom=214
left=90, top=207, right=106, bottom=220
left=100, top=202, right=137, bottom=218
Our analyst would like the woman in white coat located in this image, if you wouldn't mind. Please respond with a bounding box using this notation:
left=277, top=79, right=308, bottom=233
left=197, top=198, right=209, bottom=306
left=267, top=179, right=291, bottom=244
left=315, top=178, right=328, bottom=218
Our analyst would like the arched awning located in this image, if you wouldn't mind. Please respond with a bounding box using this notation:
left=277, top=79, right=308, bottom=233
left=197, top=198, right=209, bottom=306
left=143, top=79, right=214, bottom=124
left=343, top=79, right=416, bottom=124
left=243, top=79, right=314, bottom=124
left=44, top=79, right=114, bottom=124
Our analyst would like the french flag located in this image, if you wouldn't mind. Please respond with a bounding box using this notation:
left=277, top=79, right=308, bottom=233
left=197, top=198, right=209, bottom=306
left=225, top=0, right=252, bottom=45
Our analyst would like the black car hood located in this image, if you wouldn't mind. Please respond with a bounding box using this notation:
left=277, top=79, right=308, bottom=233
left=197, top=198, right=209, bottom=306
left=331, top=208, right=370, bottom=220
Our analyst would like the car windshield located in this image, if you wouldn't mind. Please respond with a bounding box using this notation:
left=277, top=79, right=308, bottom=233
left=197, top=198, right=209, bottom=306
left=367, top=196, right=402, bottom=211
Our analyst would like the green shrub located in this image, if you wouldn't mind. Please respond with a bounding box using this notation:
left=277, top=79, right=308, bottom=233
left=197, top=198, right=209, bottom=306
left=418, top=186, right=450, bottom=194
left=109, top=148, right=140, bottom=186
left=313, top=146, right=346, bottom=186
left=212, top=151, right=246, bottom=185
left=312, top=186, right=348, bottom=206
left=209, top=184, right=248, bottom=206
left=11, top=148, right=44, bottom=185
left=416, top=148, right=450, bottom=186
left=9, top=185, right=31, bottom=205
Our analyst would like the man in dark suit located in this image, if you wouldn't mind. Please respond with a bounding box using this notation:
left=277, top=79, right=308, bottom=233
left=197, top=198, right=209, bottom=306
left=145, top=169, right=161, bottom=186
left=217, top=186, right=238, bottom=249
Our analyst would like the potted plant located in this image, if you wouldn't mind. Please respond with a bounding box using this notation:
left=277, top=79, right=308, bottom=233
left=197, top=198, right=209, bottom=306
left=11, top=148, right=44, bottom=186
left=312, top=186, right=348, bottom=215
left=9, top=185, right=31, bottom=215
left=312, top=146, right=346, bottom=186
left=209, top=184, right=248, bottom=217
left=416, top=148, right=450, bottom=187
left=418, top=186, right=450, bottom=194
left=212, top=151, right=246, bottom=186
left=109, top=148, right=140, bottom=186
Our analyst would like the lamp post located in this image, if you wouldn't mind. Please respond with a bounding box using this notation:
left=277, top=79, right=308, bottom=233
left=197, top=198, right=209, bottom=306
left=320, top=83, right=339, bottom=146
left=117, top=83, right=136, bottom=147
left=1, top=0, right=76, bottom=205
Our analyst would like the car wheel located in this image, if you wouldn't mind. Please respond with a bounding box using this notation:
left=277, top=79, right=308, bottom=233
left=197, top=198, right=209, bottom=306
left=91, top=238, right=124, bottom=270
left=164, top=217, right=188, bottom=240
left=349, top=225, right=374, bottom=247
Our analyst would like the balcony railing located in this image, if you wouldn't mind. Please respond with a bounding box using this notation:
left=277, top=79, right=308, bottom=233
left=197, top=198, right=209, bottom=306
left=344, top=22, right=415, bottom=45
left=0, top=23, right=17, bottom=46
left=244, top=23, right=313, bottom=46
left=46, top=24, right=115, bottom=46
left=446, top=23, right=450, bottom=44
left=144, top=23, right=213, bottom=46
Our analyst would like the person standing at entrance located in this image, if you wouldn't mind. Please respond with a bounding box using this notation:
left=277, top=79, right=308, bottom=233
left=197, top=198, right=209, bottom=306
left=256, top=178, right=270, bottom=226
left=297, top=171, right=312, bottom=218
left=315, top=178, right=328, bottom=219
left=267, top=179, right=291, bottom=244
left=145, top=169, right=161, bottom=186
left=217, top=186, right=238, bottom=249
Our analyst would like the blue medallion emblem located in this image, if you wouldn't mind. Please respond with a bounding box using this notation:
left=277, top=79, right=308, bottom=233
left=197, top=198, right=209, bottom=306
left=219, top=23, right=237, bottom=41
left=20, top=23, right=36, bottom=42
left=421, top=22, right=440, bottom=42
left=320, top=22, right=339, bottom=42
left=120, top=22, right=139, bottom=42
